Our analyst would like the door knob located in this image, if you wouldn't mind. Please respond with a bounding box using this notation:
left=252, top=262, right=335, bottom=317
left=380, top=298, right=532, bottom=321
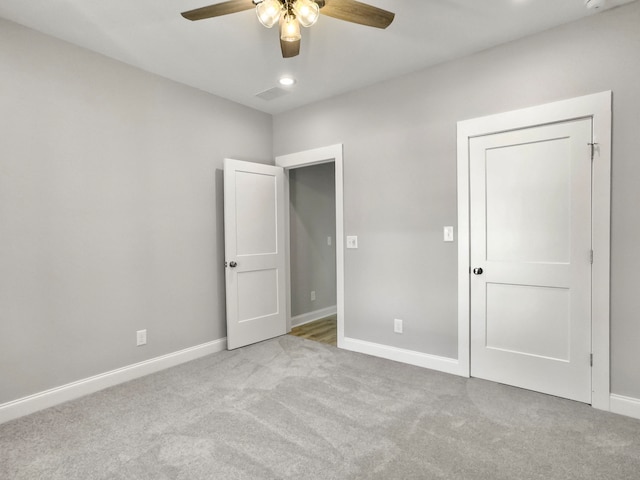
left=229, top=261, right=237, bottom=268
left=473, top=267, right=483, bottom=275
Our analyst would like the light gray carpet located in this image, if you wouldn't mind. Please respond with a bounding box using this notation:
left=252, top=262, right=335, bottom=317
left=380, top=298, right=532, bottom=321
left=1, top=335, right=640, bottom=480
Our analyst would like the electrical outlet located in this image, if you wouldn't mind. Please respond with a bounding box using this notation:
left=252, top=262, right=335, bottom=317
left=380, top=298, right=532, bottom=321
left=394, top=319, right=403, bottom=334
left=327, top=236, right=332, bottom=246
left=311, top=291, right=316, bottom=301
left=136, top=329, right=147, bottom=346
left=346, top=236, right=358, bottom=249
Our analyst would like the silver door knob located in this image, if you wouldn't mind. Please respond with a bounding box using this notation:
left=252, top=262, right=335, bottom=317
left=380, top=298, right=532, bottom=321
left=473, top=267, right=483, bottom=275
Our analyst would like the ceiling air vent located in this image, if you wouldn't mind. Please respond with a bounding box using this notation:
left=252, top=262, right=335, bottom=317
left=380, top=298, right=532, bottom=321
left=255, top=87, right=290, bottom=101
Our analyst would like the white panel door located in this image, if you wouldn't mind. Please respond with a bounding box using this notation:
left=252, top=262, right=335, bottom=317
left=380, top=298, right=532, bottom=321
left=470, top=118, right=592, bottom=403
left=224, top=159, right=286, bottom=350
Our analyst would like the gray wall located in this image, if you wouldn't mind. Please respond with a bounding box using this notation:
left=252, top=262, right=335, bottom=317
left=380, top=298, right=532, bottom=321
left=273, top=3, right=640, bottom=398
left=289, top=163, right=337, bottom=319
left=0, top=19, right=272, bottom=404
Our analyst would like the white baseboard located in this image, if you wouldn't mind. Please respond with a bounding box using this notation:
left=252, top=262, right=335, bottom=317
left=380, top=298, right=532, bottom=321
left=291, top=305, right=337, bottom=327
left=0, top=338, right=227, bottom=425
left=340, top=337, right=465, bottom=377
left=610, top=394, right=640, bottom=420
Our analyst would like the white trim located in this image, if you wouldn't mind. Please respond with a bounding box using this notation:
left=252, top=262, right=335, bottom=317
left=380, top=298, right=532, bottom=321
left=275, top=144, right=345, bottom=348
left=589, top=93, right=612, bottom=411
left=457, top=91, right=612, bottom=410
left=610, top=394, right=640, bottom=420
left=291, top=305, right=338, bottom=327
left=276, top=144, right=342, bottom=169
left=0, top=338, right=227, bottom=425
left=342, top=337, right=462, bottom=377
left=282, top=167, right=293, bottom=332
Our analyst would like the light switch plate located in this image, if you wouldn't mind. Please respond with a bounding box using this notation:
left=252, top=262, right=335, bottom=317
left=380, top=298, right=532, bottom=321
left=444, top=226, right=454, bottom=242
left=346, top=236, right=358, bottom=249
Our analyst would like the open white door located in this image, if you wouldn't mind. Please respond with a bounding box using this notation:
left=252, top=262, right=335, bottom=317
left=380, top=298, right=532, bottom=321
left=224, top=159, right=286, bottom=350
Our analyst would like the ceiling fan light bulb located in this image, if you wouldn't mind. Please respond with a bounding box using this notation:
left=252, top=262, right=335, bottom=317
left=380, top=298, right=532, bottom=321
left=292, top=0, right=320, bottom=27
left=256, top=0, right=282, bottom=28
left=280, top=13, right=301, bottom=42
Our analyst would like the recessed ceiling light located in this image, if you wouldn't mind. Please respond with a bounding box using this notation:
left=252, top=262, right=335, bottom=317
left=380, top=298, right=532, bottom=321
left=279, top=77, right=296, bottom=86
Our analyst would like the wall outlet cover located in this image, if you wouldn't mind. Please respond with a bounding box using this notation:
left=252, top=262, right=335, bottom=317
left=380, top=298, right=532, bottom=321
left=346, top=236, right=358, bottom=249
left=394, top=318, right=403, bottom=334
left=136, top=329, right=147, bottom=346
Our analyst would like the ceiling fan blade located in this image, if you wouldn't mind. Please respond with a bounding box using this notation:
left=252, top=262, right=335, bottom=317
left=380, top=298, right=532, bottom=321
left=280, top=38, right=301, bottom=58
left=320, top=0, right=394, bottom=29
left=181, top=0, right=254, bottom=21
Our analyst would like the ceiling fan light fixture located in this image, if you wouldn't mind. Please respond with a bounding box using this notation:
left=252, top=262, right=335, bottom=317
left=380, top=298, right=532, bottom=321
left=292, top=0, right=320, bottom=27
left=181, top=0, right=395, bottom=59
left=256, top=0, right=282, bottom=28
left=280, top=12, right=301, bottom=42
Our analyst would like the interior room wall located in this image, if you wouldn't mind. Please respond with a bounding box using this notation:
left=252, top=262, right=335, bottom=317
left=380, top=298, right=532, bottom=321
left=273, top=2, right=640, bottom=399
left=289, top=163, right=337, bottom=320
left=0, top=19, right=272, bottom=404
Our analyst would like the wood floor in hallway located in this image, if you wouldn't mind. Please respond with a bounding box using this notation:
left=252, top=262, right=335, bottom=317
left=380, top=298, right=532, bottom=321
left=289, top=315, right=337, bottom=346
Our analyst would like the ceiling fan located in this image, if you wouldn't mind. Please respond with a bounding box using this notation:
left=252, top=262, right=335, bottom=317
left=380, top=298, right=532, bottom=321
left=181, top=0, right=395, bottom=58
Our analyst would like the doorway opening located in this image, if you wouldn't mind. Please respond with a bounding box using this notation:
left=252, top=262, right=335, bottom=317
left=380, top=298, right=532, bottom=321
left=275, top=144, right=345, bottom=348
left=286, top=162, right=337, bottom=346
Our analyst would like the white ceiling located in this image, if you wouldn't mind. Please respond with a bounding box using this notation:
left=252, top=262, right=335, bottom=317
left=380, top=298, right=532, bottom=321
left=0, top=0, right=635, bottom=114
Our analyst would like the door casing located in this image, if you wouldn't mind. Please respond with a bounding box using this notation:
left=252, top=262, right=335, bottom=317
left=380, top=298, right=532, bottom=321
left=457, top=91, right=612, bottom=411
left=275, top=144, right=345, bottom=347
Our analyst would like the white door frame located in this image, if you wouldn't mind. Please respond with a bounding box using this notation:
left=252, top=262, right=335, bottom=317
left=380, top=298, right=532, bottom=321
left=457, top=91, right=612, bottom=411
left=275, top=144, right=345, bottom=347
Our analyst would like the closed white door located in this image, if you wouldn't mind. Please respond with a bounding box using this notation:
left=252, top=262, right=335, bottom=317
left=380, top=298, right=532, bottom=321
left=224, top=159, right=286, bottom=350
left=470, top=118, right=592, bottom=403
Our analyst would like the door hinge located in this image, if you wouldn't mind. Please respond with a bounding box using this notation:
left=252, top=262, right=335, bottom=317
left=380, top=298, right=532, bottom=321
left=590, top=353, right=594, bottom=367
left=590, top=250, right=594, bottom=264
left=588, top=142, right=598, bottom=161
